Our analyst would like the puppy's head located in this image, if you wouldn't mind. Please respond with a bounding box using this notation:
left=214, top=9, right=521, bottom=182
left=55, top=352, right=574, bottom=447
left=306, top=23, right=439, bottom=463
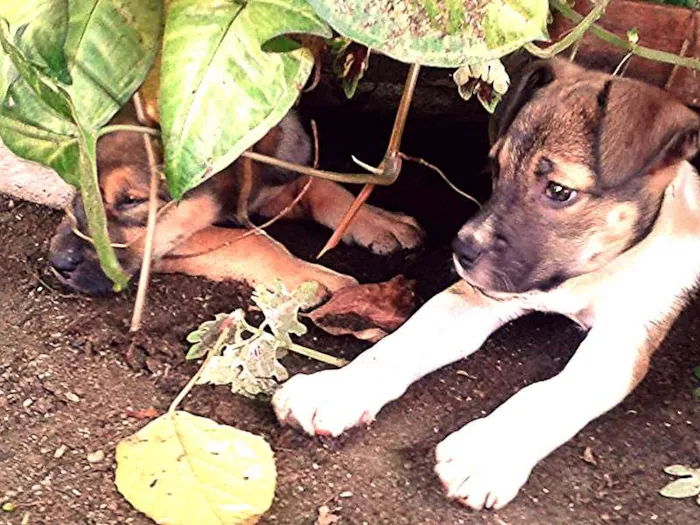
left=48, top=127, right=167, bottom=294
left=48, top=110, right=311, bottom=295
left=453, top=59, right=700, bottom=294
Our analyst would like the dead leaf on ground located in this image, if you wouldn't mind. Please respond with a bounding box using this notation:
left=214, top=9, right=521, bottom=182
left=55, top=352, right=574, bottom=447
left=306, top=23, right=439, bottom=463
left=306, top=275, right=417, bottom=342
left=315, top=505, right=340, bottom=525
left=115, top=411, right=276, bottom=525
left=582, top=446, right=597, bottom=466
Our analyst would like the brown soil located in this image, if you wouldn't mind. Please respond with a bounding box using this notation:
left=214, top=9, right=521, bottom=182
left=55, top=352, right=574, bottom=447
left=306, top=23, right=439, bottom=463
left=1, top=108, right=699, bottom=525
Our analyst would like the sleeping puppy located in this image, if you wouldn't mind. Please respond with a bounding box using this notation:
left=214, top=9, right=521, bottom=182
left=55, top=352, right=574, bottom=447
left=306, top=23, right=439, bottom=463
left=272, top=59, right=700, bottom=509
left=48, top=108, right=423, bottom=301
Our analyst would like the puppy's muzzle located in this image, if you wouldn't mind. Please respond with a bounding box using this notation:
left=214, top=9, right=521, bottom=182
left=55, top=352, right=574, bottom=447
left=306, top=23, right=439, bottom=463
left=452, top=235, right=484, bottom=270
left=49, top=245, right=84, bottom=277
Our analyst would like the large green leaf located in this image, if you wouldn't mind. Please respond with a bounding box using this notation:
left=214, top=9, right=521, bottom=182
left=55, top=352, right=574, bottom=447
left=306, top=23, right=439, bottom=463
left=0, top=22, right=73, bottom=118
left=306, top=0, right=549, bottom=67
left=160, top=0, right=331, bottom=199
left=0, top=82, right=79, bottom=184
left=0, top=0, right=163, bottom=184
left=63, top=0, right=163, bottom=128
left=0, top=0, right=70, bottom=85
left=0, top=16, right=79, bottom=184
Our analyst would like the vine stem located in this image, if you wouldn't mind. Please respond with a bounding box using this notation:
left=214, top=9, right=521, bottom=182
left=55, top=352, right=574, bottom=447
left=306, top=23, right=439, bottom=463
left=549, top=0, right=700, bottom=70
left=99, top=124, right=160, bottom=138
left=241, top=150, right=396, bottom=185
left=399, top=153, right=481, bottom=208
left=525, top=0, right=611, bottom=58
left=99, top=124, right=395, bottom=186
left=77, top=128, right=130, bottom=290
left=168, top=319, right=234, bottom=415
left=287, top=342, right=348, bottom=367
left=129, top=93, right=161, bottom=332
left=317, top=62, right=422, bottom=259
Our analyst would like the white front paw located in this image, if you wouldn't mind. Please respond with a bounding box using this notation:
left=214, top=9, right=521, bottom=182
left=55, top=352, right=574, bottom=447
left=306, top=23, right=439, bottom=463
left=272, top=369, right=383, bottom=437
left=434, top=417, right=537, bottom=510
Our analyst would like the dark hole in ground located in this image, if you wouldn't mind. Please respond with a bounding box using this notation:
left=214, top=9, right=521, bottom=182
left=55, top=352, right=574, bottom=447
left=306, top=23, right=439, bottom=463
left=0, top=81, right=699, bottom=525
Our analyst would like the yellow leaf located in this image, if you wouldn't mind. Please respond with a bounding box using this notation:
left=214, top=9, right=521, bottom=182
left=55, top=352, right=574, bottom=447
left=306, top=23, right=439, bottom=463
left=115, top=411, right=276, bottom=525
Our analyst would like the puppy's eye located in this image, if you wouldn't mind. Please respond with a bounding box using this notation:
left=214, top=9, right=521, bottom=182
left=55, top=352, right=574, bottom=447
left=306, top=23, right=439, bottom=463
left=116, top=195, right=147, bottom=210
left=545, top=181, right=577, bottom=203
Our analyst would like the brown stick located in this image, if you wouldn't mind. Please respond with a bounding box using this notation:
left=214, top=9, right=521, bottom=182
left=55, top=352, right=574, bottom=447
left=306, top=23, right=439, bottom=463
left=316, top=63, right=421, bottom=259
left=129, top=93, right=161, bottom=333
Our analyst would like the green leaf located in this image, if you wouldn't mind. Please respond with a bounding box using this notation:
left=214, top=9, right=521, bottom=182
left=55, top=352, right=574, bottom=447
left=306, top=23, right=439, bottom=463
left=76, top=126, right=131, bottom=290
left=160, top=0, right=331, bottom=199
left=0, top=67, right=80, bottom=185
left=0, top=20, right=72, bottom=117
left=185, top=313, right=239, bottom=360
left=659, top=478, right=700, bottom=499
left=198, top=334, right=289, bottom=399
left=660, top=464, right=700, bottom=503
left=692, top=365, right=700, bottom=381
left=665, top=465, right=695, bottom=477
left=306, top=0, right=549, bottom=68
left=0, top=0, right=163, bottom=186
left=63, top=0, right=163, bottom=129
left=0, top=0, right=71, bottom=85
left=252, top=280, right=318, bottom=346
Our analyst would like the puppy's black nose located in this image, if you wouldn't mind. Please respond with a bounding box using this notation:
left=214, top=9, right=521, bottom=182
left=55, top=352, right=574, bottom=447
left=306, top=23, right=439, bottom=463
left=49, top=247, right=84, bottom=274
left=452, top=236, right=482, bottom=268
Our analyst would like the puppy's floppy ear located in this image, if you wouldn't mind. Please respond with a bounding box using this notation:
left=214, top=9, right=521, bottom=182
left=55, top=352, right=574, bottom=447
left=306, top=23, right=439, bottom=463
left=492, top=58, right=586, bottom=142
left=597, top=79, right=700, bottom=186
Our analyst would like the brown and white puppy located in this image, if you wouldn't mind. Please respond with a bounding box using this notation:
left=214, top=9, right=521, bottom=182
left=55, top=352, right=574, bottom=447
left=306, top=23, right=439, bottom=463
left=272, top=59, right=700, bottom=510
left=49, top=108, right=423, bottom=299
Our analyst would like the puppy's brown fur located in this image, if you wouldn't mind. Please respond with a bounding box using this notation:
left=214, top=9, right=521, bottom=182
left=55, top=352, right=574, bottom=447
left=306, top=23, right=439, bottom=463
left=49, top=107, right=424, bottom=298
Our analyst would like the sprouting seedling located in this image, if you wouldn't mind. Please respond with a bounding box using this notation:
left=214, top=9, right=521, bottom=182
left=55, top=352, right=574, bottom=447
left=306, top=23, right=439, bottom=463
left=185, top=281, right=347, bottom=399
left=659, top=465, right=700, bottom=505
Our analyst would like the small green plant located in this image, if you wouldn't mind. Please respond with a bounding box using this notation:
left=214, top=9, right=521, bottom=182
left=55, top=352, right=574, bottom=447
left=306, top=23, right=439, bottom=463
left=186, top=280, right=346, bottom=398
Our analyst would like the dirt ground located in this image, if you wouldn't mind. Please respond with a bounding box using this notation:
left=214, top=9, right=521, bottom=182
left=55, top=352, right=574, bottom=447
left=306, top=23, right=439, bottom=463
left=1, top=105, right=699, bottom=525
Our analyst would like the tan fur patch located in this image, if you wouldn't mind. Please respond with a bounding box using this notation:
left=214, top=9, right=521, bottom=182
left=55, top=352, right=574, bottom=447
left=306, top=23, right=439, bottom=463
left=549, top=160, right=595, bottom=191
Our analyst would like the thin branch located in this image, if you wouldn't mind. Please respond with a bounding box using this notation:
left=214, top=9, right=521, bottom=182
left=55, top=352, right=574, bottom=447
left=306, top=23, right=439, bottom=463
left=316, top=183, right=374, bottom=259
left=287, top=342, right=348, bottom=367
left=168, top=319, right=234, bottom=414
left=524, top=0, right=611, bottom=58
left=399, top=153, right=481, bottom=209
left=99, top=124, right=160, bottom=138
left=317, top=63, right=422, bottom=258
left=551, top=0, right=700, bottom=71
left=100, top=118, right=397, bottom=186
left=129, top=93, right=161, bottom=332
left=612, top=52, right=633, bottom=76
left=240, top=150, right=395, bottom=185
left=665, top=12, right=696, bottom=89
left=64, top=207, right=128, bottom=248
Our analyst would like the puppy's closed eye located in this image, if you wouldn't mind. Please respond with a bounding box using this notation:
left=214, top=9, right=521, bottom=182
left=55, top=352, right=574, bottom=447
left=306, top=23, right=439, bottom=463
left=115, top=193, right=148, bottom=211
